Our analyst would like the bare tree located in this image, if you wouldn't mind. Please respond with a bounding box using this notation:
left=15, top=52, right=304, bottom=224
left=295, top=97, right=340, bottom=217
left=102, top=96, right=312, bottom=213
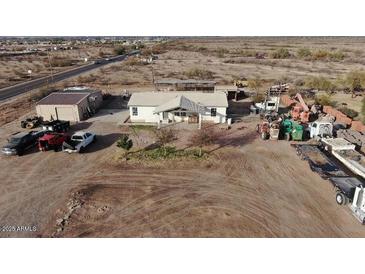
left=189, top=127, right=217, bottom=157
left=155, top=128, right=177, bottom=155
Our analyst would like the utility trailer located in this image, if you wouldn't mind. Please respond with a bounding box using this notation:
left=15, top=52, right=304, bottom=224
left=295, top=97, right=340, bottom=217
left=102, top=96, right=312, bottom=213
left=320, top=138, right=365, bottom=180
left=329, top=177, right=365, bottom=224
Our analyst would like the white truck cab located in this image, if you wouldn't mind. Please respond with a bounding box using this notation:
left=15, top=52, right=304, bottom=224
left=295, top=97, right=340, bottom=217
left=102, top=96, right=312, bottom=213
left=62, top=131, right=96, bottom=153
left=309, top=121, right=333, bottom=139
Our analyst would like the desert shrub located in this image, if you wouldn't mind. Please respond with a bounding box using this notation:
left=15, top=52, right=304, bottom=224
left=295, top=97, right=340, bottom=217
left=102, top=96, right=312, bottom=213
left=270, top=48, right=290, bottom=59
left=189, top=127, right=218, bottom=156
left=294, top=78, right=305, bottom=87
left=345, top=70, right=365, bottom=91
left=117, top=135, right=133, bottom=150
left=155, top=128, right=177, bottom=152
left=114, top=46, right=127, bottom=55
left=338, top=107, right=358, bottom=119
left=130, top=146, right=205, bottom=160
left=215, top=47, right=229, bottom=58
left=124, top=56, right=144, bottom=66
left=305, top=76, right=335, bottom=91
left=314, top=94, right=336, bottom=107
left=51, top=58, right=73, bottom=67
left=297, top=48, right=312, bottom=59
left=312, top=50, right=329, bottom=61
left=329, top=51, right=345, bottom=61
left=247, top=78, right=263, bottom=91
left=362, top=98, right=365, bottom=123
left=252, top=93, right=265, bottom=104
left=183, top=68, right=214, bottom=79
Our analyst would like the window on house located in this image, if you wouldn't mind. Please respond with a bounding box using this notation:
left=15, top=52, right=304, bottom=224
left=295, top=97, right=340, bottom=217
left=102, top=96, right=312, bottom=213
left=132, top=107, right=138, bottom=116
left=211, top=108, right=217, bottom=117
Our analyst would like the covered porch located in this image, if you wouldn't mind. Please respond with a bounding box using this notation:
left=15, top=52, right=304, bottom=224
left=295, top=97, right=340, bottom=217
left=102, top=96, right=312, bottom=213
left=153, top=95, right=206, bottom=129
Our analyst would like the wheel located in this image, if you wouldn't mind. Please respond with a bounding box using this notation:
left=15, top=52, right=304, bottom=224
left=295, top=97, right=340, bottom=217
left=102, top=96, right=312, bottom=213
left=285, top=132, right=291, bottom=141
left=336, top=192, right=348, bottom=206
left=26, top=122, right=34, bottom=129
left=17, top=149, right=24, bottom=156
left=79, top=146, right=85, bottom=153
left=92, top=136, right=97, bottom=143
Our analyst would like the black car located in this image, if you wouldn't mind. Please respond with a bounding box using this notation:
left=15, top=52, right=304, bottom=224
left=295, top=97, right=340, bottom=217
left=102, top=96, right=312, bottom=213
left=2, top=131, right=44, bottom=156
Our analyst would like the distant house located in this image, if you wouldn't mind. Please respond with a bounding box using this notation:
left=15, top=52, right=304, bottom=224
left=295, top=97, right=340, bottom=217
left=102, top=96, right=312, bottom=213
left=127, top=91, right=228, bottom=128
left=36, top=88, right=102, bottom=122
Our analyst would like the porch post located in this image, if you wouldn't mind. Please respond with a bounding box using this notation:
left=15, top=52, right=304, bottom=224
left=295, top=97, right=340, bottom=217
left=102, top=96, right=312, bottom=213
left=157, top=112, right=161, bottom=129
left=198, top=113, right=202, bottom=129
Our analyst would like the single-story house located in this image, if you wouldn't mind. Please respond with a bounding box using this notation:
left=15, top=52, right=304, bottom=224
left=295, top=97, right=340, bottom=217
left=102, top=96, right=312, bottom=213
left=36, top=90, right=102, bottom=122
left=127, top=91, right=228, bottom=128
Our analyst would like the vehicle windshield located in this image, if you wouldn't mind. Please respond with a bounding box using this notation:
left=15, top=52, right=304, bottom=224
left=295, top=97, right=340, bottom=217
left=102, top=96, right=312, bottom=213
left=9, top=137, right=21, bottom=144
left=72, top=136, right=83, bottom=141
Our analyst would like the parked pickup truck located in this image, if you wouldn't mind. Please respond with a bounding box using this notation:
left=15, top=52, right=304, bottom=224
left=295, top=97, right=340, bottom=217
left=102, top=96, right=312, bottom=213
left=62, top=131, right=96, bottom=153
left=38, top=132, right=69, bottom=152
left=2, top=131, right=46, bottom=156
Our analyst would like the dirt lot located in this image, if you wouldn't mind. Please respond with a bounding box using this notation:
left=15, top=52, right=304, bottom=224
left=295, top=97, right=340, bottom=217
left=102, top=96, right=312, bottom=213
left=1, top=37, right=365, bottom=237
left=0, top=111, right=364, bottom=237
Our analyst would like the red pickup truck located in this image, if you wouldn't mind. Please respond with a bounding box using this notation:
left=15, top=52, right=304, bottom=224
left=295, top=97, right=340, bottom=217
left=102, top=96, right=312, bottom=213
left=38, top=133, right=69, bottom=152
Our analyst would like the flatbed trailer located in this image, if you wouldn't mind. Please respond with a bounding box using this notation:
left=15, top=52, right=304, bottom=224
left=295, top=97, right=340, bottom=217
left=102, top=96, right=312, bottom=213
left=321, top=138, right=365, bottom=180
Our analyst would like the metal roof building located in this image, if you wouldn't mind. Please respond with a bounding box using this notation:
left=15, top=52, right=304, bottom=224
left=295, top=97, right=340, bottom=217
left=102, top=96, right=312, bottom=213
left=36, top=90, right=103, bottom=122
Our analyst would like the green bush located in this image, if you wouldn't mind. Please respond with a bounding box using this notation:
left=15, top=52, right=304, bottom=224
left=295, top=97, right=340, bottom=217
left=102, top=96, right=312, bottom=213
left=329, top=51, right=345, bottom=61
left=270, top=48, right=290, bottom=59
left=130, top=146, right=205, bottom=160
left=345, top=70, right=365, bottom=91
left=305, top=76, right=336, bottom=91
left=117, top=135, right=133, bottom=150
left=252, top=93, right=265, bottom=104
left=314, top=94, right=336, bottom=107
left=338, top=107, right=358, bottom=119
left=297, top=48, right=312, bottom=59
left=114, top=46, right=127, bottom=55
left=183, top=68, right=214, bottom=79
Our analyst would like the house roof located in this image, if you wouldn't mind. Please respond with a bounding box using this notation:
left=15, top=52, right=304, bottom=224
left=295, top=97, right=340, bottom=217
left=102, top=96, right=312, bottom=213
left=36, top=92, right=90, bottom=105
left=154, top=95, right=206, bottom=114
left=128, top=91, right=228, bottom=108
left=155, top=79, right=216, bottom=85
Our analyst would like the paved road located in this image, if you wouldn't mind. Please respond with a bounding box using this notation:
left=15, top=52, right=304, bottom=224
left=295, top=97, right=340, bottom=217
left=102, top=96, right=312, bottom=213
left=0, top=50, right=139, bottom=101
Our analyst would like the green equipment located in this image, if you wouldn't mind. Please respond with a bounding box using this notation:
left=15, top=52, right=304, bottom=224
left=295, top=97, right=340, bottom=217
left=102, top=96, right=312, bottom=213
left=281, top=119, right=304, bottom=141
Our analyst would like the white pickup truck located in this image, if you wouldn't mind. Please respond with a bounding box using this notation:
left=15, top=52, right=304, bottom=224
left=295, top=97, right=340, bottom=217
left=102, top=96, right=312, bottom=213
left=62, top=131, right=96, bottom=153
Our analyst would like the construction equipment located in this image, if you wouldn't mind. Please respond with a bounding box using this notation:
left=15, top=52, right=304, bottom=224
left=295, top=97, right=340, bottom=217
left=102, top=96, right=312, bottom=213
left=20, top=116, right=42, bottom=129
left=308, top=119, right=333, bottom=140
left=256, top=113, right=282, bottom=140
left=281, top=119, right=304, bottom=141
left=290, top=93, right=312, bottom=123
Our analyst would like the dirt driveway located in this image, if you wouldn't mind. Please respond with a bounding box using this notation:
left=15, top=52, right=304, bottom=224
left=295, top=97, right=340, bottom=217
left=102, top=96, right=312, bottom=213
left=0, top=116, right=364, bottom=237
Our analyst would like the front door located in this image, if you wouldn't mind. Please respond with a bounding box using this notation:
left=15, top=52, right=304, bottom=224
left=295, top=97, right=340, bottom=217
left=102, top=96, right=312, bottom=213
left=162, top=112, right=168, bottom=121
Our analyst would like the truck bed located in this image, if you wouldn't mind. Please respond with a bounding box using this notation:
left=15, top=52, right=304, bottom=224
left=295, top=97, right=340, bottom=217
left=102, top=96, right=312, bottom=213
left=332, top=149, right=365, bottom=180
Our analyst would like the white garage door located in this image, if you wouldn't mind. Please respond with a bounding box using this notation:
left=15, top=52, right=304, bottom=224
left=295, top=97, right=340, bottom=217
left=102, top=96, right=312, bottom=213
left=55, top=106, right=77, bottom=121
